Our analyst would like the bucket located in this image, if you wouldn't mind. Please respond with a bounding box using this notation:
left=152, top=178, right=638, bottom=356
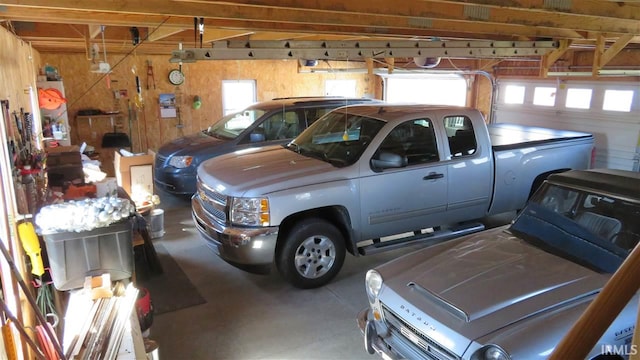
left=148, top=209, right=165, bottom=239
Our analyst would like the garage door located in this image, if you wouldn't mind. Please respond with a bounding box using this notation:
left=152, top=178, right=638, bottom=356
left=493, top=80, right=640, bottom=171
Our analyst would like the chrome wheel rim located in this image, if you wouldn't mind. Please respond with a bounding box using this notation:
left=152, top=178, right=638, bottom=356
left=294, top=235, right=336, bottom=279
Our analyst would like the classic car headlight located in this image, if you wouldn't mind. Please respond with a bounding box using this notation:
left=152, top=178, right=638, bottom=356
left=169, top=156, right=193, bottom=168
left=230, top=197, right=270, bottom=226
left=472, top=345, right=511, bottom=360
left=365, top=270, right=383, bottom=304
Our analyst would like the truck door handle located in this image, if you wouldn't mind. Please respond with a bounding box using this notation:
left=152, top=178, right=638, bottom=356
left=423, top=172, right=444, bottom=180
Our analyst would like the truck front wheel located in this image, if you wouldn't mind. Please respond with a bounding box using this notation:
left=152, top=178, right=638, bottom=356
left=276, top=219, right=346, bottom=289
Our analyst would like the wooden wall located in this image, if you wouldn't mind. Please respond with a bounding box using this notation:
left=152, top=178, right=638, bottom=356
left=38, top=53, right=371, bottom=156
left=0, top=25, right=42, bottom=360
left=0, top=26, right=41, bottom=122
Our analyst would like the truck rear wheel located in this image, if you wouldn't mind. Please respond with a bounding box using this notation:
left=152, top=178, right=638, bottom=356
left=276, top=218, right=346, bottom=289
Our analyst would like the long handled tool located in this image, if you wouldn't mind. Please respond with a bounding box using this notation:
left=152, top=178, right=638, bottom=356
left=0, top=237, right=65, bottom=360
left=0, top=298, right=46, bottom=359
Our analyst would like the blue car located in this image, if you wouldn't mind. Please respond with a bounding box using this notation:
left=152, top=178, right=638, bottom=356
left=154, top=97, right=380, bottom=195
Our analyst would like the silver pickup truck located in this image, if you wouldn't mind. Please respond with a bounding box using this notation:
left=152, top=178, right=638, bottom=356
left=192, top=104, right=594, bottom=288
left=358, top=168, right=640, bottom=359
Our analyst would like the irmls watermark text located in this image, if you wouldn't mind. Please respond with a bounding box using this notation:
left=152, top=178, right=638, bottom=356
left=601, top=344, right=638, bottom=356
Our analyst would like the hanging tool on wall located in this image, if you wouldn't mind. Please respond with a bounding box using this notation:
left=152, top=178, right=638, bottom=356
left=0, top=237, right=64, bottom=360
left=135, top=75, right=144, bottom=109
left=129, top=27, right=140, bottom=46
left=193, top=17, right=198, bottom=48
left=199, top=17, right=204, bottom=48
left=146, top=60, right=155, bottom=90
left=1, top=298, right=46, bottom=360
left=17, top=222, right=44, bottom=276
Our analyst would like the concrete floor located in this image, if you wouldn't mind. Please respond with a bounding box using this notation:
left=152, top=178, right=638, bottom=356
left=147, top=191, right=513, bottom=360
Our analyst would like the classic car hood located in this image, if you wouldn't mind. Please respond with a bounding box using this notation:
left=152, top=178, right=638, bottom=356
left=197, top=145, right=343, bottom=196
left=380, top=228, right=608, bottom=354
left=158, top=131, right=229, bottom=156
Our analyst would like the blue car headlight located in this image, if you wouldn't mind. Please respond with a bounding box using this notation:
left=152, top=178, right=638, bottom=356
left=169, top=156, right=193, bottom=168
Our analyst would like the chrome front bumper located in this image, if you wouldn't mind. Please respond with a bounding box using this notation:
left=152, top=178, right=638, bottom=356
left=357, top=308, right=424, bottom=360
left=191, top=195, right=279, bottom=271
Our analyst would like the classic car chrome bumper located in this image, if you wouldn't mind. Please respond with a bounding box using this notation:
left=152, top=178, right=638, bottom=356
left=357, top=308, right=421, bottom=360
left=192, top=195, right=279, bottom=272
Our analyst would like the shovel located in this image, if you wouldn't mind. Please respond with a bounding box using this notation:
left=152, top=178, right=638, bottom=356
left=101, top=115, right=131, bottom=148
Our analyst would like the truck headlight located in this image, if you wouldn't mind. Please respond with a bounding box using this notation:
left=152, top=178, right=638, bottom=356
left=169, top=156, right=193, bottom=168
left=472, top=345, right=511, bottom=360
left=365, top=270, right=383, bottom=304
left=231, top=197, right=270, bottom=226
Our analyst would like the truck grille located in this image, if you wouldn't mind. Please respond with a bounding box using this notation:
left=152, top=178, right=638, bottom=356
left=382, top=304, right=459, bottom=360
left=196, top=177, right=228, bottom=224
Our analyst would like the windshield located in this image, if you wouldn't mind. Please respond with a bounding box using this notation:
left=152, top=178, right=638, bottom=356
left=286, top=110, right=385, bottom=167
left=204, top=109, right=267, bottom=139
left=510, top=182, right=640, bottom=273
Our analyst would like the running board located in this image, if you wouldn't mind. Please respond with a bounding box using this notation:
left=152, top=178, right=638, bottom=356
left=357, top=222, right=485, bottom=255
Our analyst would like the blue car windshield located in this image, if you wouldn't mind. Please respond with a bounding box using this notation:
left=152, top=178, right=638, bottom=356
left=204, top=109, right=267, bottom=139
left=286, top=110, right=385, bottom=167
left=510, top=183, right=640, bottom=273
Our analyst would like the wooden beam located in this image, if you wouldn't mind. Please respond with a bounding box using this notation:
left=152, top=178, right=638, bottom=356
left=384, top=57, right=394, bottom=74
left=88, top=24, right=101, bottom=39
left=201, top=29, right=255, bottom=44
left=432, top=0, right=640, bottom=21
left=0, top=0, right=625, bottom=37
left=592, top=34, right=605, bottom=77
left=540, top=39, right=572, bottom=78
left=147, top=25, right=186, bottom=42
left=600, top=34, right=635, bottom=67
left=550, top=237, right=640, bottom=360
left=1, top=7, right=551, bottom=42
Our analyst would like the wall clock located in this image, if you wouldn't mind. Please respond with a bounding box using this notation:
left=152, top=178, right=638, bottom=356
left=168, top=69, right=185, bottom=85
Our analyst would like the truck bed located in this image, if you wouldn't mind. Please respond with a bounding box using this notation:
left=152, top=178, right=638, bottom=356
left=488, top=123, right=593, bottom=151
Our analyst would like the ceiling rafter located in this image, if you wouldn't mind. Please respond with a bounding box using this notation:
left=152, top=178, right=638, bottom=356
left=1, top=0, right=636, bottom=37
left=430, top=0, right=640, bottom=21
left=0, top=0, right=638, bottom=58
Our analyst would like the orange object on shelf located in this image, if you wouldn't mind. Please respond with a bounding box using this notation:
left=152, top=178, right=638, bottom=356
left=63, top=184, right=97, bottom=200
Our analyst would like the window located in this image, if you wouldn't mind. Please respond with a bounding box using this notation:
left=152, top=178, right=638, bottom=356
left=565, top=88, right=592, bottom=109
left=444, top=116, right=477, bottom=157
left=222, top=80, right=256, bottom=115
left=257, top=111, right=300, bottom=141
left=504, top=85, right=525, bottom=104
left=533, top=86, right=556, bottom=106
left=384, top=75, right=467, bottom=106
left=603, top=90, right=634, bottom=112
left=377, top=119, right=439, bottom=166
left=325, top=79, right=357, bottom=97
left=303, top=108, right=332, bottom=127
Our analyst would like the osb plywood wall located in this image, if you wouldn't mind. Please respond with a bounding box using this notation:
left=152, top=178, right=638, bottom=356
left=0, top=26, right=41, bottom=124
left=39, top=53, right=371, bottom=151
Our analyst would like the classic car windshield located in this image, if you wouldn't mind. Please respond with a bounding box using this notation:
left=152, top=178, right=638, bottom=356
left=510, top=182, right=640, bottom=273
left=286, top=111, right=385, bottom=167
left=204, top=109, right=267, bottom=139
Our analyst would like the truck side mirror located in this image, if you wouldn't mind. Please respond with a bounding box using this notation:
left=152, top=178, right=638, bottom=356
left=370, top=151, right=407, bottom=171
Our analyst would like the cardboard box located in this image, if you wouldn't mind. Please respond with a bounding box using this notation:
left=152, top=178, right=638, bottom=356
left=113, top=150, right=155, bottom=202
left=45, top=146, right=83, bottom=187
left=46, top=145, right=80, bottom=154
left=95, top=177, right=118, bottom=197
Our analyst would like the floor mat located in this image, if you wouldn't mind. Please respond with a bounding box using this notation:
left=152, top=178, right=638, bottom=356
left=135, top=242, right=207, bottom=315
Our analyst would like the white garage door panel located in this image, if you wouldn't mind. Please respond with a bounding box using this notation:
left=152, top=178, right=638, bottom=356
left=494, top=80, right=639, bottom=171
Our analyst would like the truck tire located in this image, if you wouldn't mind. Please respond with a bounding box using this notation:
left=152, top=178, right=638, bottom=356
left=276, top=218, right=346, bottom=289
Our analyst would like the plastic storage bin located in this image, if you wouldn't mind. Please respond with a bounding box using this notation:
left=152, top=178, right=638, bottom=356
left=42, top=218, right=134, bottom=290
